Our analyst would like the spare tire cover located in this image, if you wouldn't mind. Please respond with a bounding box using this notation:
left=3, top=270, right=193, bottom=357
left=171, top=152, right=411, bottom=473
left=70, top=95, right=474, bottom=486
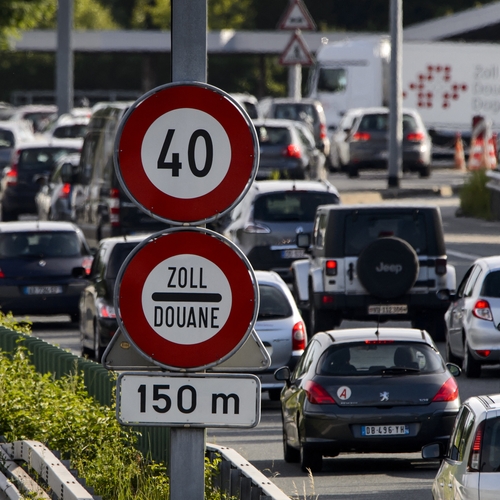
left=357, top=237, right=419, bottom=299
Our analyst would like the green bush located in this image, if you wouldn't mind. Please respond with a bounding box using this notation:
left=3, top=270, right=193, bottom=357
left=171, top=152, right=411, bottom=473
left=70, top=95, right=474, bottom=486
left=0, top=340, right=231, bottom=500
left=459, top=169, right=492, bottom=219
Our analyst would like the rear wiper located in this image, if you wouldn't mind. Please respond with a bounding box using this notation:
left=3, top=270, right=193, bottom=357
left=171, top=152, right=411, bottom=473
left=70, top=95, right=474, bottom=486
left=381, top=367, right=420, bottom=375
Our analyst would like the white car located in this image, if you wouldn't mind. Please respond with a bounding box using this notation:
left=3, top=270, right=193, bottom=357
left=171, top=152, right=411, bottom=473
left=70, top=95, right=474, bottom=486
left=423, top=393, right=500, bottom=500
left=445, top=255, right=500, bottom=378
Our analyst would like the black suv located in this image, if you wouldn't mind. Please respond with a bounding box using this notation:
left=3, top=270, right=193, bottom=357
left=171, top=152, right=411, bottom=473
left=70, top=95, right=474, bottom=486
left=291, top=204, right=456, bottom=340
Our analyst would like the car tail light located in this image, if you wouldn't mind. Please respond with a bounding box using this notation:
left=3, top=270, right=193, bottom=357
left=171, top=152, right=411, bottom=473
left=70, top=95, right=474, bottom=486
left=304, top=380, right=335, bottom=404
left=406, top=132, right=425, bottom=142
left=4, top=166, right=18, bottom=187
left=0, top=268, right=4, bottom=278
left=364, top=340, right=394, bottom=344
left=473, top=299, right=493, bottom=321
left=320, top=123, right=327, bottom=140
left=243, top=223, right=270, bottom=234
left=81, top=256, right=93, bottom=276
left=109, top=188, right=120, bottom=227
left=476, top=349, right=491, bottom=357
left=468, top=421, right=485, bottom=471
left=282, top=144, right=301, bottom=158
left=97, top=302, right=116, bottom=319
left=352, top=132, right=371, bottom=141
left=59, top=183, right=71, bottom=199
left=325, top=260, right=337, bottom=276
left=435, top=258, right=447, bottom=276
left=292, top=321, right=306, bottom=351
left=432, top=377, right=459, bottom=402
left=321, top=295, right=334, bottom=304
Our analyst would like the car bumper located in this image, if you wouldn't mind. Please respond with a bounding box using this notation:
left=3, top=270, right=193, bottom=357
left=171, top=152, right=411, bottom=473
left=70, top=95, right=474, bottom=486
left=247, top=246, right=308, bottom=282
left=301, top=404, right=458, bottom=454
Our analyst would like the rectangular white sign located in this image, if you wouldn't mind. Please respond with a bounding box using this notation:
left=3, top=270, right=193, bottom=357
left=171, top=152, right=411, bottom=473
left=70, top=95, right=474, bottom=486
left=116, top=372, right=261, bottom=427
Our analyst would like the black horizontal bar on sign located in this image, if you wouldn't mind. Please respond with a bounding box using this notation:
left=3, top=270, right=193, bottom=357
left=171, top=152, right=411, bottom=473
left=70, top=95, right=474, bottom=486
left=152, top=292, right=222, bottom=302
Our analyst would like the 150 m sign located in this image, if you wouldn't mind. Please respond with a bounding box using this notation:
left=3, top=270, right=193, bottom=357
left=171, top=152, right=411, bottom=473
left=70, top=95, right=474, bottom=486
left=116, top=372, right=261, bottom=428
left=114, top=82, right=259, bottom=225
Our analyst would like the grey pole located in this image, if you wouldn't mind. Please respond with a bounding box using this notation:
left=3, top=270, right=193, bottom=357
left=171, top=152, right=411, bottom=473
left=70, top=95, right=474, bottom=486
left=388, top=0, right=402, bottom=188
left=56, top=0, right=73, bottom=116
left=169, top=1, right=207, bottom=499
left=288, top=65, right=302, bottom=99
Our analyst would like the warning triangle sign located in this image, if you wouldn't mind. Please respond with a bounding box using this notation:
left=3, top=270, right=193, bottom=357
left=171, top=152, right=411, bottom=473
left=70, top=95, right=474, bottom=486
left=279, top=31, right=314, bottom=66
left=278, top=0, right=316, bottom=31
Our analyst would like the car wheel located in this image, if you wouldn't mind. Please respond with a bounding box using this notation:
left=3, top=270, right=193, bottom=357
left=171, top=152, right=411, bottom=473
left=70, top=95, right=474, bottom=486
left=463, top=337, right=481, bottom=378
left=309, top=290, right=333, bottom=334
left=93, top=320, right=105, bottom=362
left=70, top=312, right=80, bottom=323
left=357, top=237, right=419, bottom=299
left=300, top=445, right=322, bottom=473
left=419, top=165, right=431, bottom=178
left=347, top=164, right=359, bottom=178
left=283, top=430, right=300, bottom=463
left=268, top=389, right=282, bottom=401
left=1, top=207, right=16, bottom=221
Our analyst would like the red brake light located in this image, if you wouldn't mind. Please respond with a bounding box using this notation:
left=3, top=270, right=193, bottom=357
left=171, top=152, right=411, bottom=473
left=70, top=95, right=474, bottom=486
left=432, top=377, right=459, bottom=402
left=352, top=132, right=371, bottom=141
left=0, top=268, right=4, bottom=278
left=292, top=321, right=306, bottom=351
left=325, top=260, right=337, bottom=276
left=435, top=258, right=447, bottom=276
left=282, top=144, right=301, bottom=158
left=469, top=421, right=484, bottom=471
left=5, top=166, right=18, bottom=187
left=406, top=132, right=425, bottom=142
left=320, top=123, right=327, bottom=140
left=109, top=188, right=120, bottom=227
left=81, top=256, right=93, bottom=276
left=473, top=299, right=493, bottom=321
left=476, top=350, right=491, bottom=357
left=60, top=183, right=71, bottom=199
left=364, top=340, right=394, bottom=344
left=304, top=380, right=335, bottom=405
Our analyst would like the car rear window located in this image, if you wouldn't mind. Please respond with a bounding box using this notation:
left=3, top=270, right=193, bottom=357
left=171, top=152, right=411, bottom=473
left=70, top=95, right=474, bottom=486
left=273, top=104, right=316, bottom=123
left=257, top=284, right=292, bottom=320
left=0, top=129, right=14, bottom=149
left=106, top=243, right=140, bottom=279
left=256, top=126, right=291, bottom=146
left=317, top=341, right=444, bottom=376
left=254, top=191, right=339, bottom=222
left=481, top=270, right=500, bottom=298
left=18, top=148, right=78, bottom=171
left=357, top=113, right=418, bottom=132
left=53, top=124, right=88, bottom=139
left=344, top=212, right=428, bottom=255
left=480, top=416, right=500, bottom=472
left=0, top=231, right=84, bottom=257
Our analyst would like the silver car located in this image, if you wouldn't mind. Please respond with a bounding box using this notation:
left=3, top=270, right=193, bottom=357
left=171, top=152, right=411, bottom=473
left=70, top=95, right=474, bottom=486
left=254, top=270, right=307, bottom=400
left=328, top=106, right=432, bottom=178
left=423, top=393, right=500, bottom=500
left=445, top=255, right=500, bottom=378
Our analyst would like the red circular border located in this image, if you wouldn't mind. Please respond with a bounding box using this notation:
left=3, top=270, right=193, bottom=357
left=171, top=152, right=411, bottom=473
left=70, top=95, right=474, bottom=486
left=117, top=230, right=257, bottom=369
left=116, top=84, right=257, bottom=223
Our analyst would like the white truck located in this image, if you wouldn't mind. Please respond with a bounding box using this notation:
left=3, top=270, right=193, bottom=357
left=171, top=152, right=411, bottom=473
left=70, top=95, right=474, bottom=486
left=307, top=35, right=500, bottom=136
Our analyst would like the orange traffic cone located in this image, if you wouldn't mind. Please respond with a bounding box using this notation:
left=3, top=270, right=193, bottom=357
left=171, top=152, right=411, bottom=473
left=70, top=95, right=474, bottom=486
left=454, top=132, right=466, bottom=171
left=468, top=135, right=484, bottom=170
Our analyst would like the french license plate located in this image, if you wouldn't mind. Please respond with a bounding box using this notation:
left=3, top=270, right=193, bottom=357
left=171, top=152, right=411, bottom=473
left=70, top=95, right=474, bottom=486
left=368, top=305, right=408, bottom=315
left=361, top=425, right=409, bottom=436
left=24, top=286, right=63, bottom=295
left=281, top=249, right=306, bottom=259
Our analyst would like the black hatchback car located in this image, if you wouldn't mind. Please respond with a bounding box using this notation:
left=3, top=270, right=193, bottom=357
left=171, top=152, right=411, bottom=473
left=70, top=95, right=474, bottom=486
left=0, top=221, right=93, bottom=321
left=275, top=327, right=461, bottom=473
left=1, top=141, right=81, bottom=221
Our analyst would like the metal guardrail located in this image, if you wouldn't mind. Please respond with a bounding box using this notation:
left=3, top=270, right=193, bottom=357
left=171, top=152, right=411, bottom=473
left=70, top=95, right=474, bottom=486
left=207, top=443, right=290, bottom=500
left=0, top=441, right=99, bottom=500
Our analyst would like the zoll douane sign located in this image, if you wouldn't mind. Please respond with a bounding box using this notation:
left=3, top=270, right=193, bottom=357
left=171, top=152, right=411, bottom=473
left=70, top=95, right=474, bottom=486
left=114, top=82, right=259, bottom=225
left=115, top=227, right=258, bottom=371
left=117, top=372, right=261, bottom=427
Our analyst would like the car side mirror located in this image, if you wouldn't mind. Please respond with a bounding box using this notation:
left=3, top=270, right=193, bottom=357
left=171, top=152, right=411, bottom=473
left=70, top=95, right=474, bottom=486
left=446, top=363, right=461, bottom=377
left=274, top=366, right=291, bottom=384
left=296, top=233, right=310, bottom=249
left=421, top=442, right=445, bottom=460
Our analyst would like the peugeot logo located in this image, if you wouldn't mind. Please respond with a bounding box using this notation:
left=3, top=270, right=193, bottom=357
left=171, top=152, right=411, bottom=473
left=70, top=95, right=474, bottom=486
left=38, top=260, right=46, bottom=267
left=380, top=391, right=389, bottom=402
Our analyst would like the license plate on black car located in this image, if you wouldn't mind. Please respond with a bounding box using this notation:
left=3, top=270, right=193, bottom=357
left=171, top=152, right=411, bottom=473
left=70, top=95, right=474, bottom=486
left=361, top=425, right=409, bottom=436
left=24, top=286, right=63, bottom=295
left=281, top=249, right=306, bottom=259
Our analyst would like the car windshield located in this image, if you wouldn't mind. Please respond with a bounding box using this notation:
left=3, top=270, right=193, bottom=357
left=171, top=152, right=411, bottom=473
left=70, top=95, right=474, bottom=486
left=481, top=270, right=500, bottom=298
left=317, top=341, right=444, bottom=376
left=254, top=191, right=338, bottom=222
left=257, top=284, right=292, bottom=320
left=256, top=126, right=291, bottom=145
left=0, top=231, right=83, bottom=258
left=19, top=148, right=78, bottom=171
left=0, top=129, right=14, bottom=149
left=106, top=242, right=140, bottom=279
left=344, top=212, right=428, bottom=255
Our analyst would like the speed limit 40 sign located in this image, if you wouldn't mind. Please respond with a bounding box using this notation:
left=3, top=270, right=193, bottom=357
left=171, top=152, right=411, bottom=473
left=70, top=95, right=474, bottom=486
left=114, top=82, right=259, bottom=225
